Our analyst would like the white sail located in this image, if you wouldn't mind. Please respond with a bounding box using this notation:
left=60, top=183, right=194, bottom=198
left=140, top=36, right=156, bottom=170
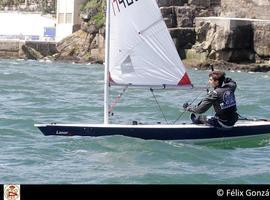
left=109, top=0, right=191, bottom=87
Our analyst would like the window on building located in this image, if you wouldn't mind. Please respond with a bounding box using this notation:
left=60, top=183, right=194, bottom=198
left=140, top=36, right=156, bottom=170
left=66, top=13, right=72, bottom=23
left=58, top=13, right=65, bottom=23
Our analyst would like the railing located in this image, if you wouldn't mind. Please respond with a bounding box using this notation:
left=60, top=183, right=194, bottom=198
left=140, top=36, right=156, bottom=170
left=0, top=35, right=55, bottom=42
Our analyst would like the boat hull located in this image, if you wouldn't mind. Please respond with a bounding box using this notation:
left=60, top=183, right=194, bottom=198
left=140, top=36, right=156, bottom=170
left=35, top=121, right=270, bottom=140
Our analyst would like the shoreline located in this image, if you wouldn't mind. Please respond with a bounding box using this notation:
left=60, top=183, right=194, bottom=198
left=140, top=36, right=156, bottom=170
left=1, top=57, right=270, bottom=73
left=183, top=59, right=270, bottom=73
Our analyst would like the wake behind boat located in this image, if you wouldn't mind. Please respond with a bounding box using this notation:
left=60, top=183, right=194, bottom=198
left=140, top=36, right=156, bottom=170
left=35, top=0, right=270, bottom=141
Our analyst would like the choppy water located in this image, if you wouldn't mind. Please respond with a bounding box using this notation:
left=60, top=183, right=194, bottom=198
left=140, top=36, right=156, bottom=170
left=1, top=59, right=270, bottom=184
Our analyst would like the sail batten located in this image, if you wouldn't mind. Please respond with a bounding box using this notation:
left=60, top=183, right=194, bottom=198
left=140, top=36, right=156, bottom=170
left=139, top=18, right=163, bottom=35
left=109, top=0, right=192, bottom=87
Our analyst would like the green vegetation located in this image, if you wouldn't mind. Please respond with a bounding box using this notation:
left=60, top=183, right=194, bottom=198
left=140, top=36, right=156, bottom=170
left=0, top=0, right=56, bottom=14
left=83, top=52, right=92, bottom=60
left=91, top=11, right=105, bottom=28
left=81, top=0, right=104, bottom=10
left=0, top=0, right=24, bottom=6
left=81, top=0, right=105, bottom=28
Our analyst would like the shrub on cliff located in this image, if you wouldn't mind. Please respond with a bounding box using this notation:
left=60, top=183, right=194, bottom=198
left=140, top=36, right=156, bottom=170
left=80, top=0, right=105, bottom=29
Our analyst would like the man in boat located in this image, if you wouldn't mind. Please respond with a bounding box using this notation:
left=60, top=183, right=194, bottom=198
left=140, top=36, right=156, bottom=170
left=183, top=71, right=238, bottom=128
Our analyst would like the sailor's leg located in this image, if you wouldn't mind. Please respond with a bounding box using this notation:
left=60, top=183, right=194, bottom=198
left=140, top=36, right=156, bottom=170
left=211, top=114, right=238, bottom=128
left=191, top=115, right=235, bottom=128
left=206, top=117, right=222, bottom=127
left=190, top=113, right=207, bottom=124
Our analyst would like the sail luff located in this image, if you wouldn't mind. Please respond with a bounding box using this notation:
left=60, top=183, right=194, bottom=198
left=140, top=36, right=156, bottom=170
left=104, top=0, right=110, bottom=124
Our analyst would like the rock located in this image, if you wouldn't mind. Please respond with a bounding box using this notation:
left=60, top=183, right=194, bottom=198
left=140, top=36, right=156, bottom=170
left=220, top=0, right=270, bottom=20
left=21, top=45, right=44, bottom=60
left=160, top=7, right=176, bottom=28
left=156, top=0, right=187, bottom=7
left=184, top=59, right=270, bottom=72
left=56, top=29, right=104, bottom=63
left=169, top=27, right=196, bottom=49
left=175, top=5, right=196, bottom=27
left=254, top=22, right=270, bottom=59
left=185, top=49, right=208, bottom=61
left=188, top=0, right=210, bottom=8
left=81, top=21, right=99, bottom=34
left=193, top=18, right=256, bottom=63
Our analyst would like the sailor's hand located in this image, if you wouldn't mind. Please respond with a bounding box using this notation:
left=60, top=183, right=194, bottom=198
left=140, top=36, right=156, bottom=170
left=183, top=102, right=191, bottom=110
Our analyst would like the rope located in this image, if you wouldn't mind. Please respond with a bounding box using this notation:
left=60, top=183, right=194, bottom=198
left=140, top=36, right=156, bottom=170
left=173, top=88, right=209, bottom=124
left=150, top=88, right=169, bottom=124
left=109, top=86, right=128, bottom=116
left=173, top=65, right=214, bottom=124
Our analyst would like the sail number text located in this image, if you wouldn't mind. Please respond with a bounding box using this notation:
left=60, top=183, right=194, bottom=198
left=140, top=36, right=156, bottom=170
left=112, top=0, right=139, bottom=16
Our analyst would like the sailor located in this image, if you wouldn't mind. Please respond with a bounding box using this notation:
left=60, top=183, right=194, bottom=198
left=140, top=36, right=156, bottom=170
left=183, top=71, right=238, bottom=128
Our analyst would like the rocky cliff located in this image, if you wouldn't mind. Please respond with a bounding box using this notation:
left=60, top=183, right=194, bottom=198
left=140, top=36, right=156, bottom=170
left=220, top=0, right=270, bottom=19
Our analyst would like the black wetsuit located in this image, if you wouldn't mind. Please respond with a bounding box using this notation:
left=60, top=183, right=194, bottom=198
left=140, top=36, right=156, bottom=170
left=187, top=77, right=238, bottom=127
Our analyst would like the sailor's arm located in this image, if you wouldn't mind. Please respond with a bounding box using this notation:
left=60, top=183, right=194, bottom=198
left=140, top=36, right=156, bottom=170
left=185, top=91, right=218, bottom=114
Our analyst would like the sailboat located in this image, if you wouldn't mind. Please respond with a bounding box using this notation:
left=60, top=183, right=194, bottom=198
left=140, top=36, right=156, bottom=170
left=35, top=0, right=270, bottom=141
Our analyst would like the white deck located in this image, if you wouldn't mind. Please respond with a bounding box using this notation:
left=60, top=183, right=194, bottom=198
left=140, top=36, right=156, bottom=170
left=34, top=120, right=270, bottom=128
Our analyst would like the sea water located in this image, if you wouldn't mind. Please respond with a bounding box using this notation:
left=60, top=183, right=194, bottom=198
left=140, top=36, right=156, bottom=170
left=1, top=59, right=270, bottom=184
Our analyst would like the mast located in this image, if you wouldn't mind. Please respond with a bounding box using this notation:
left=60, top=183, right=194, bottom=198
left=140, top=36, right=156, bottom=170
left=104, top=0, right=110, bottom=124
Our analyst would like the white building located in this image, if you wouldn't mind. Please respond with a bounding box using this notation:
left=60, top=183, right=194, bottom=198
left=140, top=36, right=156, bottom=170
left=0, top=12, right=56, bottom=41
left=0, top=0, right=86, bottom=42
left=56, top=0, right=87, bottom=42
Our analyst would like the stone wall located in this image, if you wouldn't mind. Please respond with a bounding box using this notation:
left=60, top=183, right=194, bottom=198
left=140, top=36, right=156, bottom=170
left=0, top=40, right=24, bottom=58
left=156, top=0, right=270, bottom=64
left=157, top=0, right=222, bottom=59
left=220, top=0, right=270, bottom=19
left=25, top=41, right=57, bottom=57
left=156, top=0, right=188, bottom=7
left=0, top=40, right=57, bottom=59
left=253, top=21, right=270, bottom=60
left=190, top=17, right=270, bottom=63
left=193, top=18, right=254, bottom=62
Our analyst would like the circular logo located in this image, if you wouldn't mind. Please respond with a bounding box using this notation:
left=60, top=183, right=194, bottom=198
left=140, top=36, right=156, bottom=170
left=4, top=185, right=20, bottom=200
left=217, top=189, right=224, bottom=197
